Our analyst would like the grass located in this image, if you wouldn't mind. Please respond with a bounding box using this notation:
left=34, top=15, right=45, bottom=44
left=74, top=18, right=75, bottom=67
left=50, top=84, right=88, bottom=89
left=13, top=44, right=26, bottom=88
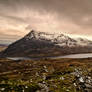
left=0, top=58, right=92, bottom=92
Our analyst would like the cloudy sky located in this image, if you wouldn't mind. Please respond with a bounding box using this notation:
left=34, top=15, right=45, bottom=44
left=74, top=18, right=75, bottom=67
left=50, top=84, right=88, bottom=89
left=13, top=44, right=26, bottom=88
left=0, top=0, right=92, bottom=44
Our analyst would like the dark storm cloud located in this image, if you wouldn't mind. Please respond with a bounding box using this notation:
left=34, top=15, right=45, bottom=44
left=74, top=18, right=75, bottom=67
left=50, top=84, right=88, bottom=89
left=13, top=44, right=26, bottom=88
left=0, top=0, right=92, bottom=28
left=0, top=0, right=92, bottom=44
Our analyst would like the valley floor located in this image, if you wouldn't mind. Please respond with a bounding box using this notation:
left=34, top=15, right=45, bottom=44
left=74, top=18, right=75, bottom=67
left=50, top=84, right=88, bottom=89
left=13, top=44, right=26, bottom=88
left=0, top=58, right=92, bottom=92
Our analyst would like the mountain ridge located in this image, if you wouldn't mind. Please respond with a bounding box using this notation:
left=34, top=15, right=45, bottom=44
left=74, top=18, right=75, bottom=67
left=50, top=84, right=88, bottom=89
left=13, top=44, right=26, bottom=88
left=24, top=30, right=92, bottom=47
left=1, top=30, right=92, bottom=58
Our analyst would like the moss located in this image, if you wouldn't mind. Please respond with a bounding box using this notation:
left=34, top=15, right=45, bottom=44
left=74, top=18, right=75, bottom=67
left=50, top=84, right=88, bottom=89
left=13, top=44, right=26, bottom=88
left=24, top=84, right=41, bottom=92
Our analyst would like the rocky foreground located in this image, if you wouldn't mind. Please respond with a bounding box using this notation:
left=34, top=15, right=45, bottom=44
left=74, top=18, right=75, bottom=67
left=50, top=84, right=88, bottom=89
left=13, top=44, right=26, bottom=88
left=0, top=58, right=92, bottom=92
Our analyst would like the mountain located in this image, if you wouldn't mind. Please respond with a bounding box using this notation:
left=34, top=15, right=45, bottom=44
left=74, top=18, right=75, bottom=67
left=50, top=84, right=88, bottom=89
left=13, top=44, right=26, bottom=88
left=1, top=30, right=92, bottom=58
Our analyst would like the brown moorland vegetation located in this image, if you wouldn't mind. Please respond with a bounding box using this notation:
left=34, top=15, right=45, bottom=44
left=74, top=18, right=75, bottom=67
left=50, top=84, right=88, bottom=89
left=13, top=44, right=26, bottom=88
left=0, top=58, right=92, bottom=91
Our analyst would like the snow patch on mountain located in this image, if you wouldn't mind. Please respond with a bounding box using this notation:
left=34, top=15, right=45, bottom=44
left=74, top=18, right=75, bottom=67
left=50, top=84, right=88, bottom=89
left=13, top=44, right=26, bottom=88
left=25, top=30, right=92, bottom=47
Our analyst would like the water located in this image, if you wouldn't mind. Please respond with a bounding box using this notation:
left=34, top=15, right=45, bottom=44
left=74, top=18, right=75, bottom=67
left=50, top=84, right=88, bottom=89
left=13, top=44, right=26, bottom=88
left=52, top=53, right=92, bottom=59
left=7, top=57, right=31, bottom=61
left=7, top=53, right=92, bottom=60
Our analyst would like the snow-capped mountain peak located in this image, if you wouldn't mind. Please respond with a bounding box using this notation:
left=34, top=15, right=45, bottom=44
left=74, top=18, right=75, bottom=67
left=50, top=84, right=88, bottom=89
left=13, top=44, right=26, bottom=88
left=24, top=30, right=92, bottom=47
left=25, top=30, right=70, bottom=41
left=2, top=30, right=92, bottom=57
left=25, top=30, right=57, bottom=40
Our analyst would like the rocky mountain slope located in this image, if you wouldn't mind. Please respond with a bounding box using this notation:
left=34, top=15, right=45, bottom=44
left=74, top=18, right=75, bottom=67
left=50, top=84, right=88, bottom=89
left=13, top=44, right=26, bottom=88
left=1, top=30, right=92, bottom=57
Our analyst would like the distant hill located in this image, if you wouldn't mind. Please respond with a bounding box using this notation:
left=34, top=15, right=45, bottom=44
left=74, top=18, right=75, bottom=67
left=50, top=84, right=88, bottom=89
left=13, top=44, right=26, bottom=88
left=0, top=44, right=8, bottom=46
left=0, top=44, right=8, bottom=52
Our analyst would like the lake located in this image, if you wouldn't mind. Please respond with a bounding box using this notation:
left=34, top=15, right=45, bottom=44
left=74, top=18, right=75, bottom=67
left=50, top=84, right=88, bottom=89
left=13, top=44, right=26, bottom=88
left=52, top=53, right=92, bottom=59
left=7, top=53, right=92, bottom=60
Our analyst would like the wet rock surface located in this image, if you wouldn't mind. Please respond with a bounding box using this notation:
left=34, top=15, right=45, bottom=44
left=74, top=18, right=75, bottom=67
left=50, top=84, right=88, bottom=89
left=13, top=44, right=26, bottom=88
left=72, top=68, right=92, bottom=92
